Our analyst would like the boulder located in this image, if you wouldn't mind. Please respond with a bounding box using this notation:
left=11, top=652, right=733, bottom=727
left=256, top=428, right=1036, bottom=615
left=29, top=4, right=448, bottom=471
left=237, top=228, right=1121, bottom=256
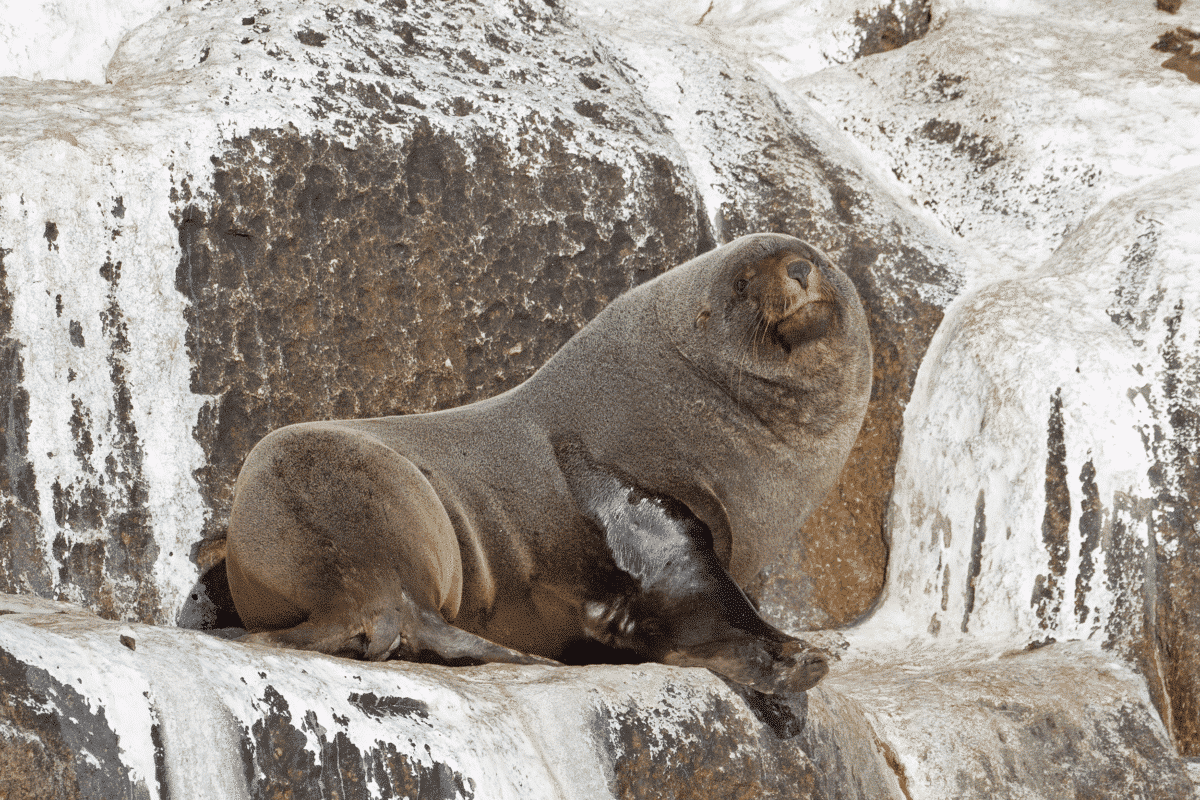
left=3, top=592, right=1192, bottom=799
left=0, top=593, right=819, bottom=800
left=0, top=0, right=971, bottom=633
left=808, top=639, right=1192, bottom=799
left=794, top=0, right=1200, bottom=275
left=872, top=166, right=1200, bottom=757
left=790, top=0, right=1200, bottom=758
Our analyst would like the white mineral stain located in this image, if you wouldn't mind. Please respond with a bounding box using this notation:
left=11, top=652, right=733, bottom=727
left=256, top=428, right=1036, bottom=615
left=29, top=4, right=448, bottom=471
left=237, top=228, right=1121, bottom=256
left=795, top=0, right=1200, bottom=276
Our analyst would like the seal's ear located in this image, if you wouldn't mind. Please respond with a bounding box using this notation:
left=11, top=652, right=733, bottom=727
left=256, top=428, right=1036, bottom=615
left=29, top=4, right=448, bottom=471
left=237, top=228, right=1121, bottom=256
left=694, top=305, right=712, bottom=328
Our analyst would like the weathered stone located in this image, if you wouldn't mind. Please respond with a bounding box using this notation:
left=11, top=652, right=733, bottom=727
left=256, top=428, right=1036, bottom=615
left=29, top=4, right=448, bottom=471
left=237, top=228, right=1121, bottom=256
left=794, top=0, right=1200, bottom=275
left=5, top=589, right=1193, bottom=799
left=0, top=251, right=53, bottom=606
left=571, top=0, right=932, bottom=81
left=177, top=126, right=705, bottom=546
left=4, top=0, right=1200, bottom=794
left=0, top=593, right=818, bottom=800
left=0, top=0, right=167, bottom=84
left=874, top=168, right=1200, bottom=755
left=808, top=640, right=1194, bottom=799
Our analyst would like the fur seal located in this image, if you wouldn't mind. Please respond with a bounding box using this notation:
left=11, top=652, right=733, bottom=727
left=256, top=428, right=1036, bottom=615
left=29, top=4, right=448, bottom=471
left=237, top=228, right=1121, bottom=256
left=225, top=233, right=872, bottom=694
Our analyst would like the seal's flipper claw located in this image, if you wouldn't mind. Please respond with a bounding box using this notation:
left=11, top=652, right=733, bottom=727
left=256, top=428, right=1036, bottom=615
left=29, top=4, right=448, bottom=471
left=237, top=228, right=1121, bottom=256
left=770, top=641, right=828, bottom=693
left=362, top=608, right=404, bottom=661
left=664, top=636, right=829, bottom=695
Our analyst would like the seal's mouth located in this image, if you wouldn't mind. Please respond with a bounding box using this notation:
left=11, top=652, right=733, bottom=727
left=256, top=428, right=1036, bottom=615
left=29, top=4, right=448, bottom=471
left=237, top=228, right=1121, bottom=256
left=772, top=300, right=836, bottom=352
left=754, top=252, right=839, bottom=353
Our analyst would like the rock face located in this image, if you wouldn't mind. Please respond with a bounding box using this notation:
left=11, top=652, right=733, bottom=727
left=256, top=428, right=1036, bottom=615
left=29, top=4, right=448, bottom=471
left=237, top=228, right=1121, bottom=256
left=0, top=593, right=819, bottom=800
left=2, top=593, right=1192, bottom=799
left=876, top=168, right=1200, bottom=756
left=3, top=0, right=1200, bottom=797
left=0, top=0, right=969, bottom=632
left=0, top=0, right=168, bottom=83
left=570, top=0, right=933, bottom=82
left=795, top=0, right=1200, bottom=275
left=809, top=640, right=1194, bottom=800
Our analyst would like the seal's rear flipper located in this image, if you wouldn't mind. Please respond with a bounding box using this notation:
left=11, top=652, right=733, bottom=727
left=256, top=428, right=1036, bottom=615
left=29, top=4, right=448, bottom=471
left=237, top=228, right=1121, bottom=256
left=239, top=597, right=558, bottom=667
left=403, top=605, right=561, bottom=666
left=664, top=638, right=828, bottom=694
left=239, top=617, right=376, bottom=659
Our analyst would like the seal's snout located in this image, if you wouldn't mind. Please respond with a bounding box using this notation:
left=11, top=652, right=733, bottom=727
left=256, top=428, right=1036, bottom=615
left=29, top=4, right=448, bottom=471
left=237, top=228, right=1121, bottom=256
left=743, top=252, right=815, bottom=325
left=784, top=255, right=812, bottom=291
left=778, top=639, right=830, bottom=693
left=740, top=249, right=837, bottom=351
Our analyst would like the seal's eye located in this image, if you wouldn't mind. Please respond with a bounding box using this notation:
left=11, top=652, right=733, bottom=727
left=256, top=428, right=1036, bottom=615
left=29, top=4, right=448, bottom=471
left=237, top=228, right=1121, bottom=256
left=734, top=278, right=749, bottom=295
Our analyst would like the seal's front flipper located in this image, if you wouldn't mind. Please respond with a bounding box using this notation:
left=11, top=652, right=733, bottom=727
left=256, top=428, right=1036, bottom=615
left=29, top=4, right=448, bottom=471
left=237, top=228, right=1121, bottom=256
left=663, top=637, right=828, bottom=694
left=239, top=597, right=558, bottom=667
left=553, top=435, right=827, bottom=693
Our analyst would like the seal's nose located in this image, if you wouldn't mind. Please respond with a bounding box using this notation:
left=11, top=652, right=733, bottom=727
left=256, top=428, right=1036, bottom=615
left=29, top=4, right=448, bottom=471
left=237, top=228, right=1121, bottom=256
left=786, top=257, right=812, bottom=290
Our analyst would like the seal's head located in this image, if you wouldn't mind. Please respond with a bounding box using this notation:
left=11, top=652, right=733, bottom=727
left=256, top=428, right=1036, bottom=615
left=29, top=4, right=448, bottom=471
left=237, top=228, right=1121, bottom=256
left=722, top=243, right=840, bottom=354
left=654, top=233, right=872, bottom=432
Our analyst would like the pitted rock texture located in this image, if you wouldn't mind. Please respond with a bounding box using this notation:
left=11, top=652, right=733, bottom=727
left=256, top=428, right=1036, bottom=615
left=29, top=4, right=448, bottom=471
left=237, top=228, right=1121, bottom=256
left=0, top=643, right=155, bottom=800
left=0, top=253, right=50, bottom=607
left=0, top=134, right=185, bottom=625
left=788, top=0, right=1200, bottom=759
left=598, top=688, right=814, bottom=800
left=130, top=0, right=717, bottom=582
left=4, top=0, right=1200, bottom=797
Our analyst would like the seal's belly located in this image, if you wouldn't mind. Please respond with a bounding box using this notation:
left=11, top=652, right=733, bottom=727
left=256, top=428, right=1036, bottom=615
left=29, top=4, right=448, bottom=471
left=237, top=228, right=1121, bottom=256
left=455, top=582, right=588, bottom=659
